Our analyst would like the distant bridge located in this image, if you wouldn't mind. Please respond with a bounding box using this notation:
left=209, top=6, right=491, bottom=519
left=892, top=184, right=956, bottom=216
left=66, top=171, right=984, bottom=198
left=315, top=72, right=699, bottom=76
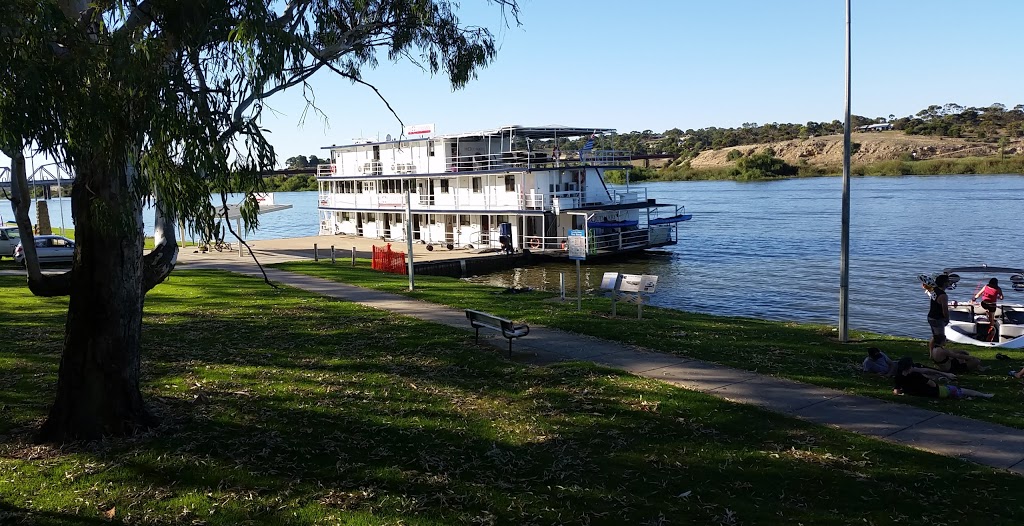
left=0, top=165, right=75, bottom=199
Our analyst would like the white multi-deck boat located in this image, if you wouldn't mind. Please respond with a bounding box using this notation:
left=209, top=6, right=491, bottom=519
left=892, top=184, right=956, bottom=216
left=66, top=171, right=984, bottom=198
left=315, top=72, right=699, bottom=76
left=315, top=125, right=689, bottom=256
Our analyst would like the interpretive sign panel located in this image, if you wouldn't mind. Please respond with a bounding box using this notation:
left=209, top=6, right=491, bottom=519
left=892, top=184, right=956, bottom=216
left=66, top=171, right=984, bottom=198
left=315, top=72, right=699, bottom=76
left=600, top=272, right=621, bottom=291
left=599, top=272, right=659, bottom=319
left=618, top=274, right=659, bottom=294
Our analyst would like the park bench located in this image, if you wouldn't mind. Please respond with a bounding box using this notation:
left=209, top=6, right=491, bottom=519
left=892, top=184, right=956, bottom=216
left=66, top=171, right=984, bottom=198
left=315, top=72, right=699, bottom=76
left=465, top=309, right=530, bottom=356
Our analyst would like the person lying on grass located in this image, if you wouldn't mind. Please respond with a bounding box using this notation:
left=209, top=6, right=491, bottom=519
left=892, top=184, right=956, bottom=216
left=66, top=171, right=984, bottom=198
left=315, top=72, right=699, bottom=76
left=862, top=347, right=896, bottom=376
left=894, top=357, right=993, bottom=399
left=1010, top=367, right=1024, bottom=379
left=929, top=334, right=986, bottom=373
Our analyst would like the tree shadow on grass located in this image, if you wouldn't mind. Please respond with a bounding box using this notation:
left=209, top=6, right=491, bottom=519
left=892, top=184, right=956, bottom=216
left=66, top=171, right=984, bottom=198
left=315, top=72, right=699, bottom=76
left=3, top=272, right=1024, bottom=524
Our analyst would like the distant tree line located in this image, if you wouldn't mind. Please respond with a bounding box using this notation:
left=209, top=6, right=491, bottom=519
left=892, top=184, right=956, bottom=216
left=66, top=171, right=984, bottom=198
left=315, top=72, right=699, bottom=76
left=278, top=102, right=1024, bottom=186
left=568, top=102, right=1024, bottom=160
left=283, top=154, right=326, bottom=169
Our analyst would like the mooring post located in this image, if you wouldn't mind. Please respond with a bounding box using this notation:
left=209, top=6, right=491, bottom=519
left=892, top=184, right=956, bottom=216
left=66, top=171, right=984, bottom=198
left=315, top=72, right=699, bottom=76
left=314, top=243, right=318, bottom=262
left=351, top=247, right=356, bottom=266
left=330, top=245, right=336, bottom=264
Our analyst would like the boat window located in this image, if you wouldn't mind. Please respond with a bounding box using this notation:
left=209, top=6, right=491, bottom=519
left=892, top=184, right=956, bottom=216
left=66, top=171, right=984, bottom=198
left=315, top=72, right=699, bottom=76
left=440, top=179, right=450, bottom=193
left=460, top=215, right=470, bottom=226
left=472, top=177, right=482, bottom=193
left=505, top=175, right=515, bottom=192
left=429, top=142, right=436, bottom=157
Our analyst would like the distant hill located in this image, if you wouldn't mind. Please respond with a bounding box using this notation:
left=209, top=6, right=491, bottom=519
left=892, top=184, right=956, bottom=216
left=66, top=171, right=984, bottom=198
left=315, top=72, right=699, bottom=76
left=686, top=131, right=1023, bottom=169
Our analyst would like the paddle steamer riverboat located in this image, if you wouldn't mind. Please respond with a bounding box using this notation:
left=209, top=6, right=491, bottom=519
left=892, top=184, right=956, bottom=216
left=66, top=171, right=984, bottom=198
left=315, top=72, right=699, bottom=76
left=316, top=124, right=689, bottom=256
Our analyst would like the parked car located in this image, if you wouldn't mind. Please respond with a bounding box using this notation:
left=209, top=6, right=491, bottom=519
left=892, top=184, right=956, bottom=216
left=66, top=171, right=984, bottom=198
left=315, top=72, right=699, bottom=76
left=0, top=226, right=21, bottom=259
left=13, top=235, right=75, bottom=266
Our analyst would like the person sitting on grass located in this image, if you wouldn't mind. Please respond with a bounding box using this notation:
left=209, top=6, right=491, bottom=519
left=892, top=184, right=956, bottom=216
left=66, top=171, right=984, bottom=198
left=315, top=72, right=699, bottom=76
left=1010, top=367, right=1024, bottom=379
left=929, top=333, right=986, bottom=373
left=862, top=347, right=896, bottom=376
left=894, top=357, right=993, bottom=399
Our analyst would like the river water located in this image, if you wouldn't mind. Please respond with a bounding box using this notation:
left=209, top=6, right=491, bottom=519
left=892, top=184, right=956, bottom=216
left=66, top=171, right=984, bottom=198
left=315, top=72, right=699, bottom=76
left=15, top=175, right=1024, bottom=339
left=466, top=175, right=1024, bottom=340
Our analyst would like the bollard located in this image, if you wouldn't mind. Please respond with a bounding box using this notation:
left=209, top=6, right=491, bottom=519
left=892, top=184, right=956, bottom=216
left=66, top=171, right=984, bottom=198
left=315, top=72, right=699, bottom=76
left=559, top=272, right=565, bottom=300
left=314, top=243, right=318, bottom=262
left=351, top=247, right=356, bottom=267
left=331, top=245, right=336, bottom=264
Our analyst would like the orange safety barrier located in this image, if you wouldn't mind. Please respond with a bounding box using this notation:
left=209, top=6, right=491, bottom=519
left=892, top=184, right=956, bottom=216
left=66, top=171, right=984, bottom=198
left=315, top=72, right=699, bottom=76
left=371, top=243, right=407, bottom=274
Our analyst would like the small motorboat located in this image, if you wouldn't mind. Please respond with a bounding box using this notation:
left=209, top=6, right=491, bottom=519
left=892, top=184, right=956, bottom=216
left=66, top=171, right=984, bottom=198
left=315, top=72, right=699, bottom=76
left=921, top=266, right=1024, bottom=348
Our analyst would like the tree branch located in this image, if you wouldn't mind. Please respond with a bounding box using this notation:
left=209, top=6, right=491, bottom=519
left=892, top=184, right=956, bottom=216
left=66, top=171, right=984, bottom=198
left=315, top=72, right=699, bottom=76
left=9, top=151, right=72, bottom=297
left=142, top=187, right=178, bottom=292
left=118, top=0, right=158, bottom=39
left=217, top=192, right=278, bottom=289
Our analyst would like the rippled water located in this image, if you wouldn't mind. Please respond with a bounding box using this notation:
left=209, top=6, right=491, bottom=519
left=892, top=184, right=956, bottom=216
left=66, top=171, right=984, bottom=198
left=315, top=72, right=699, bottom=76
left=21, top=192, right=321, bottom=241
left=17, top=176, right=1024, bottom=339
left=466, top=175, right=1024, bottom=340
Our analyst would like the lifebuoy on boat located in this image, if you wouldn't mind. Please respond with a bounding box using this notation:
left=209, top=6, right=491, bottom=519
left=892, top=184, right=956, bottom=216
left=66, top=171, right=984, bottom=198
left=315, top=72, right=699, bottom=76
left=528, top=237, right=541, bottom=249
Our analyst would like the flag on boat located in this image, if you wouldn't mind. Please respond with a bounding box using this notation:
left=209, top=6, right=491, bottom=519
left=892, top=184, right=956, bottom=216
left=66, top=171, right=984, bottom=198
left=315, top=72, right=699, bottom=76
left=581, top=134, right=596, bottom=151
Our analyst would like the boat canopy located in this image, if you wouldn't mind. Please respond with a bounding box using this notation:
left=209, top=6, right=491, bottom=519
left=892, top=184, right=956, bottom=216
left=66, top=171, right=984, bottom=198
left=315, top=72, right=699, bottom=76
left=435, top=125, right=616, bottom=141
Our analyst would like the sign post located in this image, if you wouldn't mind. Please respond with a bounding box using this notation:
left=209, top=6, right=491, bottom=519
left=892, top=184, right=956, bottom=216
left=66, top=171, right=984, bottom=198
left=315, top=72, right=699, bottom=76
left=406, top=188, right=415, bottom=291
left=567, top=229, right=587, bottom=311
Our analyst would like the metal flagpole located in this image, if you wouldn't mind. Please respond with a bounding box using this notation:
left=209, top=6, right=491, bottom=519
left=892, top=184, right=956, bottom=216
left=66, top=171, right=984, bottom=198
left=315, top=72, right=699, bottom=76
left=839, top=0, right=852, bottom=342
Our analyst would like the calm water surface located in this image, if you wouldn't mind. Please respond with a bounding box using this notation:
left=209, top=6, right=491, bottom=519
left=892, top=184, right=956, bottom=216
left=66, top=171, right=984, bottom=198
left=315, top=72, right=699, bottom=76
left=21, top=176, right=1024, bottom=339
left=466, top=175, right=1024, bottom=340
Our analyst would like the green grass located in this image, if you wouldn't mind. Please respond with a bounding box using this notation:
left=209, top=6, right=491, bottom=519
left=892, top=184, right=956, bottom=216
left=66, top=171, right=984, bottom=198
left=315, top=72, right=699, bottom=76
left=274, top=261, right=1024, bottom=430
left=3, top=272, right=1024, bottom=524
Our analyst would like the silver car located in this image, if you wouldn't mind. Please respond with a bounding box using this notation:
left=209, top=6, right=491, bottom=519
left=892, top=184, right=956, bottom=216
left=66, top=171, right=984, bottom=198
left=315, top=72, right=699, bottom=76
left=13, top=235, right=75, bottom=266
left=0, top=226, right=20, bottom=258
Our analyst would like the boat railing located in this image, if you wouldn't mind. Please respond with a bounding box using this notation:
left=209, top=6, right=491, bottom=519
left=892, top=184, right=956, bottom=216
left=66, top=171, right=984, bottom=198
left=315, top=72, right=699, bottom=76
left=578, top=149, right=633, bottom=166
left=444, top=149, right=633, bottom=173
left=550, top=192, right=583, bottom=213
left=589, top=229, right=651, bottom=253
left=317, top=163, right=341, bottom=177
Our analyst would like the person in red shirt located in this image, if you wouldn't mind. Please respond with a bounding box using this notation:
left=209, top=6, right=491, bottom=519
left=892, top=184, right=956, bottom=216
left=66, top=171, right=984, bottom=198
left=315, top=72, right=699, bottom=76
left=971, top=278, right=1004, bottom=334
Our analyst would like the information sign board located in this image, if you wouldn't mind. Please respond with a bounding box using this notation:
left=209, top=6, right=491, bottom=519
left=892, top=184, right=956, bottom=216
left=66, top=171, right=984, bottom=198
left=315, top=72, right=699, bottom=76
left=567, top=229, right=587, bottom=261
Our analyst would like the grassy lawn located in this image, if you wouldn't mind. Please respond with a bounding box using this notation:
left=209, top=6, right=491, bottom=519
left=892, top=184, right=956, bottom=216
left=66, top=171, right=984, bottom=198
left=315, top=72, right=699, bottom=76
left=274, top=261, right=1024, bottom=430
left=2, top=271, right=1023, bottom=524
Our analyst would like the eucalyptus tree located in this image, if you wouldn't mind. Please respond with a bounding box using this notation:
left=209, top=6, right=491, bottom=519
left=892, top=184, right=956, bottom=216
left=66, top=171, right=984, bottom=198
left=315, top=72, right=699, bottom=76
left=0, top=0, right=519, bottom=443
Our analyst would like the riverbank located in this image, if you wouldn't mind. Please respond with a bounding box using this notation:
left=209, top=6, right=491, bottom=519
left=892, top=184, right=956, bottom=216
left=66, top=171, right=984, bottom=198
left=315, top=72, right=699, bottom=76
left=612, top=130, right=1024, bottom=182
left=275, top=260, right=1024, bottom=431
left=3, top=271, right=1023, bottom=524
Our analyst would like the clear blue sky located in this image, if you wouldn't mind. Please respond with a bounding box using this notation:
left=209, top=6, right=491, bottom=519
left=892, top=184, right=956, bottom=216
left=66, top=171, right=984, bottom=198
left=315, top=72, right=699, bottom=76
left=5, top=0, right=1023, bottom=168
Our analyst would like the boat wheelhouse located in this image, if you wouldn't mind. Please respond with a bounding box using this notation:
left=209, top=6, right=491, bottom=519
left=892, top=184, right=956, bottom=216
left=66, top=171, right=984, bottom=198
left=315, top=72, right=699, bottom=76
left=316, top=125, right=688, bottom=256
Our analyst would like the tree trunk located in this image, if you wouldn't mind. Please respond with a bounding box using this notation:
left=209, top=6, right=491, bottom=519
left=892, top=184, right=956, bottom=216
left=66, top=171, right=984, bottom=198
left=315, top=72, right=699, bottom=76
left=37, top=160, right=154, bottom=443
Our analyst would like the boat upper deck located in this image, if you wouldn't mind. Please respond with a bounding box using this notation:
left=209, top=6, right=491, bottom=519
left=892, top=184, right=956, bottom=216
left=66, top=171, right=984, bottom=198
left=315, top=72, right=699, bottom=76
left=317, top=125, right=630, bottom=179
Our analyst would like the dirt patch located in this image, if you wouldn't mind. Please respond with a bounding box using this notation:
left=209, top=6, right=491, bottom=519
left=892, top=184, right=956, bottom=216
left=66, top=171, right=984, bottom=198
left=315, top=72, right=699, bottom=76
left=688, top=132, right=1022, bottom=168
